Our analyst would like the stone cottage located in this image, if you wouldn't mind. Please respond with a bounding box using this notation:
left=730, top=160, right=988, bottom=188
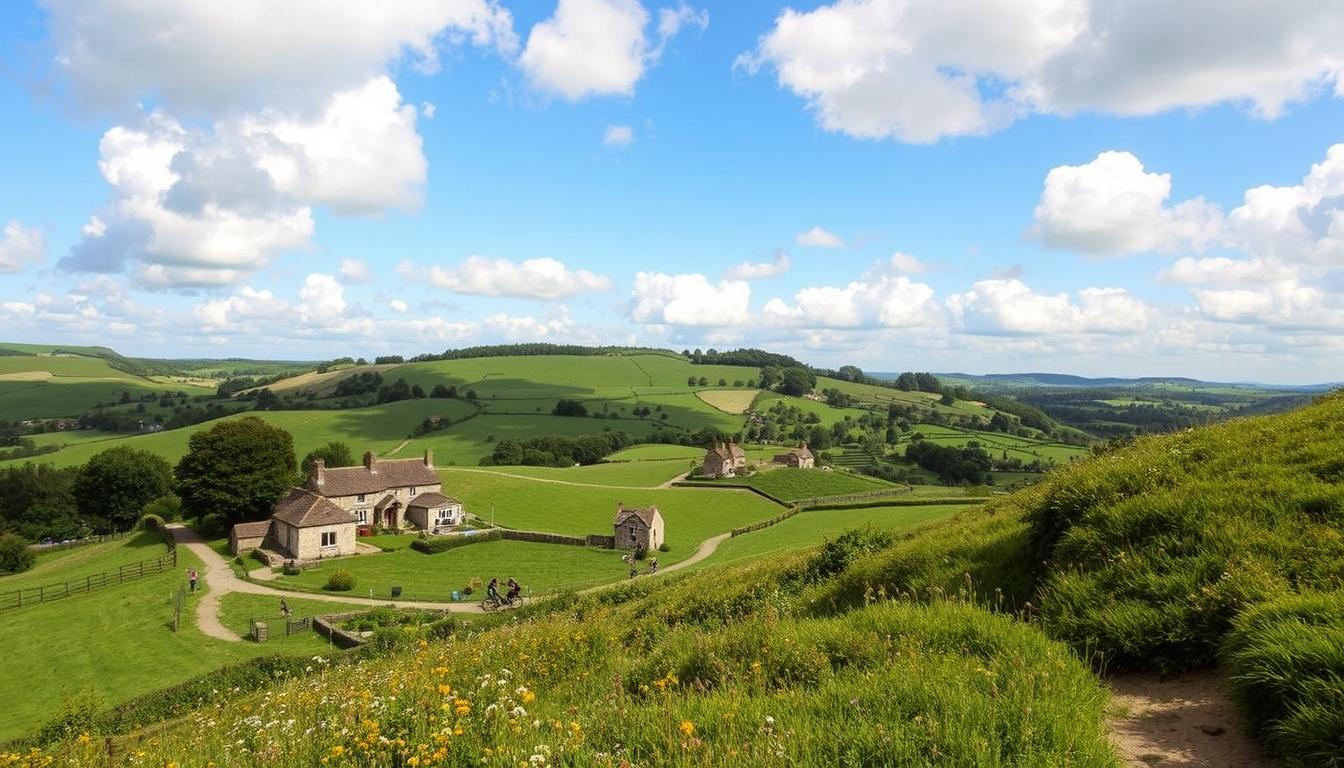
left=613, top=503, right=664, bottom=552
left=772, top=443, right=815, bottom=468
left=227, top=489, right=358, bottom=560
left=700, top=441, right=747, bottom=478
left=305, top=450, right=443, bottom=530
left=405, top=492, right=466, bottom=532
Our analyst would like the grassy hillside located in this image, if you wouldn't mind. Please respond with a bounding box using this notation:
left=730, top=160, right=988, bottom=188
left=36, top=536, right=1117, bottom=767
left=687, top=467, right=896, bottom=501
left=0, top=351, right=214, bottom=419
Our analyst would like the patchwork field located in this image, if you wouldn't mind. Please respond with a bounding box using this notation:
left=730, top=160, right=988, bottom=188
left=909, top=423, right=1087, bottom=463
left=470, top=459, right=692, bottom=488
left=606, top=443, right=706, bottom=461
left=687, top=467, right=897, bottom=501
left=694, top=388, right=760, bottom=414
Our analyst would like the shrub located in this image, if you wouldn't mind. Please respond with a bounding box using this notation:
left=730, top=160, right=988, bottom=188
left=250, top=548, right=270, bottom=567
left=281, top=561, right=301, bottom=576
left=0, top=532, right=36, bottom=575
left=363, top=626, right=417, bottom=656
left=141, top=493, right=182, bottom=522
left=138, top=513, right=165, bottom=533
left=325, top=569, right=356, bottom=591
left=34, top=689, right=103, bottom=745
left=410, top=530, right=502, bottom=554
left=461, top=585, right=474, bottom=596
left=657, top=542, right=670, bottom=553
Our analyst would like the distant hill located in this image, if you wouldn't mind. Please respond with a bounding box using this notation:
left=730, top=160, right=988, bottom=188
left=896, top=371, right=1338, bottom=391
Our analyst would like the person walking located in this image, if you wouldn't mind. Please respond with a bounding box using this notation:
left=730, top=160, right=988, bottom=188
left=187, top=568, right=198, bottom=593
left=648, top=557, right=658, bottom=575
left=280, top=598, right=290, bottom=618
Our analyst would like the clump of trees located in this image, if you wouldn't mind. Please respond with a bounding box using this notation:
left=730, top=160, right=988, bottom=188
left=552, top=399, right=589, bottom=417
left=302, top=441, right=355, bottom=475
left=175, top=417, right=296, bottom=525
left=73, top=447, right=175, bottom=532
left=904, top=441, right=992, bottom=485
left=0, top=533, right=35, bottom=574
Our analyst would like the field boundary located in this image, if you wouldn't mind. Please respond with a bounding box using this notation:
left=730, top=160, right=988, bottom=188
left=0, top=535, right=177, bottom=612
left=669, top=481, right=790, bottom=507
left=27, top=530, right=131, bottom=552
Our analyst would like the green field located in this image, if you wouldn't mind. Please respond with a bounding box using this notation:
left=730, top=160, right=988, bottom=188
left=689, top=467, right=895, bottom=501
left=0, top=543, right=337, bottom=742
left=606, top=443, right=706, bottom=461
left=271, top=539, right=636, bottom=599
left=437, top=467, right=783, bottom=547
left=0, top=352, right=216, bottom=420
left=471, top=459, right=692, bottom=488
left=216, top=592, right=371, bottom=640
left=0, top=532, right=171, bottom=595
left=694, top=502, right=974, bottom=568
left=908, top=423, right=1087, bottom=463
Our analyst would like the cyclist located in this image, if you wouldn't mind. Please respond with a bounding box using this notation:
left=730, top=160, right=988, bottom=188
left=506, top=577, right=521, bottom=603
left=486, top=577, right=501, bottom=605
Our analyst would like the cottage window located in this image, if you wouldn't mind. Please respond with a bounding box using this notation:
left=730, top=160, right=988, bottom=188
left=320, top=531, right=337, bottom=548
left=410, top=486, right=418, bottom=496
left=357, top=509, right=368, bottom=524
left=436, top=507, right=455, bottom=525
left=357, top=494, right=366, bottom=503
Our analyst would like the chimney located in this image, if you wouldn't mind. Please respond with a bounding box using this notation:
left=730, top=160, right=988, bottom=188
left=363, top=451, right=376, bottom=472
left=308, top=458, right=325, bottom=489
left=423, top=449, right=433, bottom=468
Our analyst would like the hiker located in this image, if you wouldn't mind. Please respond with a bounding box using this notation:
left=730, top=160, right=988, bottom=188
left=648, top=557, right=658, bottom=575
left=187, top=568, right=198, bottom=592
left=628, top=557, right=638, bottom=580
left=280, top=598, right=290, bottom=618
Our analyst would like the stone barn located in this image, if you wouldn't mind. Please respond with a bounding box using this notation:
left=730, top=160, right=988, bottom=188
left=700, top=441, right=747, bottom=478
left=772, top=443, right=815, bottom=468
left=613, top=503, right=664, bottom=552
left=405, top=492, right=466, bottom=532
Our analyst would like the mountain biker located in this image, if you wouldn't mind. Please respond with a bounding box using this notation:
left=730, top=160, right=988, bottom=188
left=506, top=577, right=521, bottom=602
left=486, top=577, right=501, bottom=604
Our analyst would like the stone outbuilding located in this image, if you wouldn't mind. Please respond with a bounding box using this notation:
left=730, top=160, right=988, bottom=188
left=405, top=492, right=466, bottom=532
left=258, top=488, right=359, bottom=560
left=613, top=503, right=664, bottom=552
left=700, top=441, right=747, bottom=478
left=772, top=443, right=815, bottom=469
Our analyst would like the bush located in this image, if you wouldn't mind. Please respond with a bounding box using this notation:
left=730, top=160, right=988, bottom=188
left=141, top=493, right=182, bottom=523
left=281, top=561, right=301, bottom=576
left=363, top=626, right=417, bottom=656
left=658, top=542, right=670, bottom=553
left=250, top=548, right=270, bottom=567
left=461, top=585, right=474, bottom=596
left=0, top=532, right=36, bottom=575
left=138, top=513, right=165, bottom=533
left=325, top=569, right=356, bottom=591
left=34, top=688, right=103, bottom=745
left=410, top=530, right=503, bottom=554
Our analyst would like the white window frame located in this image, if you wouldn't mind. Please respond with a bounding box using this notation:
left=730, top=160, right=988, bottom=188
left=320, top=531, right=337, bottom=548
left=435, top=507, right=456, bottom=526
left=409, top=486, right=418, bottom=497
left=356, top=493, right=366, bottom=503
left=357, top=509, right=368, bottom=524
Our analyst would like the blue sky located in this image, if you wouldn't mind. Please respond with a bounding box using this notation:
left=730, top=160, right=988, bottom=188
left=1, top=1, right=1342, bottom=383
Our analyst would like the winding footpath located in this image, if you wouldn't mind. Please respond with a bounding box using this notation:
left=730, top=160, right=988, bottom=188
left=167, top=525, right=483, bottom=643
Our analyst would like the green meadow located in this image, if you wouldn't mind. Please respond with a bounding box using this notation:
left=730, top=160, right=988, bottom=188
left=908, top=423, right=1087, bottom=462
left=688, top=467, right=896, bottom=501
left=469, top=458, right=692, bottom=487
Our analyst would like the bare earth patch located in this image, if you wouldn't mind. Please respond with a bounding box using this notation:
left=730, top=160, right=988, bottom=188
left=1108, top=670, right=1270, bottom=768
left=695, top=388, right=761, bottom=414
left=0, top=371, right=54, bottom=381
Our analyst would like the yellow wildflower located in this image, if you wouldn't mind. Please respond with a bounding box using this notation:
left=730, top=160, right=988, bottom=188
left=678, top=720, right=695, bottom=737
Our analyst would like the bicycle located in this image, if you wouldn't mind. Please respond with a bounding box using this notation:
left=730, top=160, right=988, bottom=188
left=479, top=592, right=523, bottom=611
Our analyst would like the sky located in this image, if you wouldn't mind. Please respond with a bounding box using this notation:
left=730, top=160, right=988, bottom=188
left=0, top=1, right=1342, bottom=383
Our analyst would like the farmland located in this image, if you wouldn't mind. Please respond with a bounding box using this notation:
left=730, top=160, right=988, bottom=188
left=0, top=351, right=214, bottom=419
left=687, top=466, right=897, bottom=501
left=469, top=458, right=692, bottom=487
left=694, top=388, right=760, bottom=414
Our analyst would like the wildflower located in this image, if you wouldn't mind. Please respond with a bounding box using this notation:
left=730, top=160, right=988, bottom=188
left=678, top=720, right=695, bottom=737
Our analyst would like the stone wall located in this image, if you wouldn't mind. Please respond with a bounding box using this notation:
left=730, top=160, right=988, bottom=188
left=500, top=529, right=587, bottom=546
left=585, top=534, right=616, bottom=549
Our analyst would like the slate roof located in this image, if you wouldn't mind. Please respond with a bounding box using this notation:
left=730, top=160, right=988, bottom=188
left=311, top=457, right=440, bottom=497
left=271, top=488, right=358, bottom=528
left=613, top=505, right=662, bottom=527
left=407, top=492, right=460, bottom=509
left=231, top=520, right=272, bottom=538
left=704, top=442, right=746, bottom=462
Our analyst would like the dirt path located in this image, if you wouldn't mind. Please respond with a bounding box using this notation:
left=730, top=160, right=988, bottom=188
left=168, top=525, right=482, bottom=643
left=660, top=532, right=729, bottom=573
left=657, top=471, right=690, bottom=489
left=1107, top=671, right=1270, bottom=768
left=384, top=439, right=411, bottom=456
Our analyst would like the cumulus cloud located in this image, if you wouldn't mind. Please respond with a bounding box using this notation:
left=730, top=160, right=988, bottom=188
left=739, top=0, right=1344, bottom=143
left=886, top=252, right=927, bottom=274
left=603, top=124, right=635, bottom=146
left=725, top=250, right=790, bottom=280
left=339, top=258, right=372, bottom=284
left=417, top=256, right=613, bottom=299
left=0, top=221, right=45, bottom=273
left=61, top=77, right=427, bottom=287
left=389, top=299, right=409, bottom=313
left=631, top=272, right=750, bottom=325
left=44, top=0, right=517, bottom=112
left=795, top=226, right=844, bottom=248
left=1031, top=151, right=1222, bottom=255
left=520, top=0, right=706, bottom=100
left=762, top=273, right=937, bottom=329
left=947, top=279, right=1151, bottom=336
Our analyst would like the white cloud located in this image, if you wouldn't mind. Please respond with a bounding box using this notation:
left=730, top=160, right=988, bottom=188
left=603, top=124, right=635, bottom=147
left=339, top=258, right=372, bottom=284
left=1031, top=151, right=1222, bottom=255
left=297, top=273, right=348, bottom=327
left=389, top=299, right=409, bottom=313
left=725, top=250, right=790, bottom=280
left=520, top=0, right=705, bottom=100
left=419, top=256, right=613, bottom=299
left=887, top=252, right=926, bottom=274
left=631, top=272, right=750, bottom=326
left=739, top=0, right=1344, bottom=143
left=81, top=216, right=106, bottom=238
left=61, top=77, right=426, bottom=286
left=762, top=273, right=937, bottom=329
left=795, top=226, right=844, bottom=248
left=421, top=102, right=437, bottom=119
left=0, top=220, right=45, bottom=273
left=947, top=279, right=1150, bottom=335
left=44, top=0, right=517, bottom=112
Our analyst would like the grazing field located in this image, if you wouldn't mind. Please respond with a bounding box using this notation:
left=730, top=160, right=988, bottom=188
left=909, top=423, right=1087, bottom=463
left=694, top=502, right=974, bottom=568
left=0, top=545, right=330, bottom=742
left=694, top=388, right=760, bottom=414
left=216, top=592, right=371, bottom=640
left=438, top=467, right=783, bottom=547
left=606, top=443, right=706, bottom=461
left=753, top=390, right=869, bottom=422
left=719, top=467, right=895, bottom=501
left=471, top=459, right=692, bottom=487
left=0, top=531, right=169, bottom=595
left=0, top=352, right=215, bottom=420
left=271, top=539, right=635, bottom=599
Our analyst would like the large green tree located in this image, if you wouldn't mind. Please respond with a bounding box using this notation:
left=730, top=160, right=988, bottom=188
left=778, top=366, right=817, bottom=397
left=175, top=417, right=296, bottom=525
left=0, top=533, right=35, bottom=574
left=72, top=447, right=175, bottom=532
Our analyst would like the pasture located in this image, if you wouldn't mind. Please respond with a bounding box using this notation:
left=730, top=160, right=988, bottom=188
left=690, top=467, right=895, bottom=501
left=469, top=459, right=692, bottom=488
left=909, top=423, right=1087, bottom=463
left=606, top=443, right=706, bottom=461
left=694, top=388, right=760, bottom=414
left=437, top=467, right=784, bottom=547
left=693, top=502, right=974, bottom=568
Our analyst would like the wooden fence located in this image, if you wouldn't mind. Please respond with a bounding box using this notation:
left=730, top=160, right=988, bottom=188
left=0, top=545, right=178, bottom=613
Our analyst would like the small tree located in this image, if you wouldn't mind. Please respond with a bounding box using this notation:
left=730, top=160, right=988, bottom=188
left=302, top=441, right=355, bottom=475
left=0, top=533, right=35, bottom=575
left=73, top=447, right=175, bottom=532
left=141, top=493, right=182, bottom=522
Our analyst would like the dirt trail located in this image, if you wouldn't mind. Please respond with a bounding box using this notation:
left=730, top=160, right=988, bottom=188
left=384, top=439, right=411, bottom=456
left=167, top=525, right=483, bottom=643
left=1107, top=671, right=1270, bottom=768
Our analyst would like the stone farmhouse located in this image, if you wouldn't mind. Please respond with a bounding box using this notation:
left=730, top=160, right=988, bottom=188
left=613, top=503, right=664, bottom=552
left=229, top=450, right=466, bottom=561
left=772, top=443, right=815, bottom=468
left=700, top=441, right=747, bottom=478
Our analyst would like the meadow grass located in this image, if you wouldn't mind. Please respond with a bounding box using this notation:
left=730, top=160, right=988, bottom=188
left=691, top=503, right=970, bottom=569
left=437, top=467, right=783, bottom=546
left=471, top=459, right=692, bottom=487
left=38, top=550, right=1119, bottom=767
left=689, top=467, right=894, bottom=501
left=909, top=423, right=1087, bottom=462
left=270, top=539, right=635, bottom=599
left=216, top=592, right=373, bottom=640
left=693, top=388, right=760, bottom=414
left=607, top=444, right=706, bottom=461
left=0, top=531, right=170, bottom=595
